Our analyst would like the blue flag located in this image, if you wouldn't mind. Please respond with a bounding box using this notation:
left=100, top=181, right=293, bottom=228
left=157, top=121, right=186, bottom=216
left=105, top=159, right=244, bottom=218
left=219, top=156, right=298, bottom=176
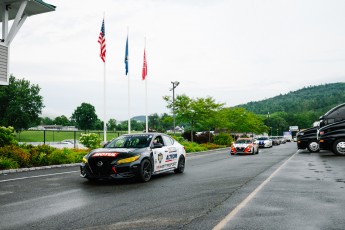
left=124, top=35, right=129, bottom=75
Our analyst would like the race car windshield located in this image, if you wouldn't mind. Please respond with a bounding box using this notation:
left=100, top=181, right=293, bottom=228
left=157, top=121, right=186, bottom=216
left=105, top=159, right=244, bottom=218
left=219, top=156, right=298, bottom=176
left=107, top=135, right=153, bottom=148
left=236, top=139, right=252, bottom=144
left=257, top=137, right=268, bottom=140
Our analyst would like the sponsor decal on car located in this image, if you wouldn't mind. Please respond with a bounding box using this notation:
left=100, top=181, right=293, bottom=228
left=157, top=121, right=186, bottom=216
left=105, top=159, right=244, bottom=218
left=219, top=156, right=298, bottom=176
left=166, top=153, right=177, bottom=162
left=92, top=152, right=119, bottom=157
left=158, top=153, right=163, bottom=163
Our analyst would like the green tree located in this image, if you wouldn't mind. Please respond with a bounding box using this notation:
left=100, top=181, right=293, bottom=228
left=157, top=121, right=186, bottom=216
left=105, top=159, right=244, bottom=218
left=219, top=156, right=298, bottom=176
left=71, top=103, right=98, bottom=130
left=0, top=75, right=44, bottom=130
left=107, top=118, right=117, bottom=131
left=40, top=117, right=54, bottom=125
left=54, top=115, right=70, bottom=126
left=164, top=95, right=223, bottom=142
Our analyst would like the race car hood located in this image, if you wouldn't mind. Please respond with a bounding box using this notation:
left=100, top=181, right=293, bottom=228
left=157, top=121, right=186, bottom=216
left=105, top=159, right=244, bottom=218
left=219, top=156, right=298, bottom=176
left=86, top=147, right=148, bottom=159
left=233, top=143, right=250, bottom=148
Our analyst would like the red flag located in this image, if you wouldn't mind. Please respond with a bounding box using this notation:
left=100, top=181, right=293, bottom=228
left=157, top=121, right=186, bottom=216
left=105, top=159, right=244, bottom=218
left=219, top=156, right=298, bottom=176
left=142, top=49, right=147, bottom=80
left=98, top=19, right=106, bottom=62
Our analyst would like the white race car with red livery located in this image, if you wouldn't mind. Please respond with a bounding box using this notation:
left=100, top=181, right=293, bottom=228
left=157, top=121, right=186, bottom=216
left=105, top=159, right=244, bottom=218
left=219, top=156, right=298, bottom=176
left=231, top=138, right=259, bottom=155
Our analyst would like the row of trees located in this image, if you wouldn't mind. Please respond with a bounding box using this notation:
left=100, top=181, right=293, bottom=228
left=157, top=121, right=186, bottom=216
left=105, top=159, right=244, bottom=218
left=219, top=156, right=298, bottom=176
left=1, top=75, right=269, bottom=136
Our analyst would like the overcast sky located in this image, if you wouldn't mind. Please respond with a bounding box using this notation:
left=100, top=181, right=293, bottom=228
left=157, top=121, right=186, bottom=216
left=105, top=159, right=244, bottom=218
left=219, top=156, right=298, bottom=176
left=8, top=0, right=345, bottom=121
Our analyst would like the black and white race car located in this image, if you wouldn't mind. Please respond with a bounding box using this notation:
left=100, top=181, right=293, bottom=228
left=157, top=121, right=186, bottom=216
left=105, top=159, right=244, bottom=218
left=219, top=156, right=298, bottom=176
left=80, top=133, right=186, bottom=182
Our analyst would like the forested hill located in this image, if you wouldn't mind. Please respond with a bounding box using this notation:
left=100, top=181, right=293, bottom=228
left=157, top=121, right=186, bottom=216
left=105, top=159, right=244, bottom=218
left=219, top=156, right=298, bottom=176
left=237, top=83, right=345, bottom=128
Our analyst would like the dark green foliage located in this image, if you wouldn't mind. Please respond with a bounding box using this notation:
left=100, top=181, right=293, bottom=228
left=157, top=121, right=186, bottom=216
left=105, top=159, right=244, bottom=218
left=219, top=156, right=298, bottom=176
left=213, top=133, right=233, bottom=146
left=71, top=103, right=99, bottom=130
left=0, top=126, right=18, bottom=147
left=238, top=83, right=345, bottom=129
left=0, top=75, right=44, bottom=130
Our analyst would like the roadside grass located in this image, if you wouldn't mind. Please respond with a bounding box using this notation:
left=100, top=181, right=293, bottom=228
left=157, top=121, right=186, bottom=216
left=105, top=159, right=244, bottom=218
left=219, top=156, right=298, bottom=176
left=15, top=130, right=128, bottom=142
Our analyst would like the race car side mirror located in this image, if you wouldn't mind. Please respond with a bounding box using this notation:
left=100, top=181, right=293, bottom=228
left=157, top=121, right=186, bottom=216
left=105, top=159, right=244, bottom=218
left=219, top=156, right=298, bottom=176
left=152, top=143, right=163, bottom=149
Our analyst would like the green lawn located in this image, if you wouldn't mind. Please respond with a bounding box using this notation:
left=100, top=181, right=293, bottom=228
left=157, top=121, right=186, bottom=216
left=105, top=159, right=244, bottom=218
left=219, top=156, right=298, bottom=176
left=15, top=130, right=129, bottom=142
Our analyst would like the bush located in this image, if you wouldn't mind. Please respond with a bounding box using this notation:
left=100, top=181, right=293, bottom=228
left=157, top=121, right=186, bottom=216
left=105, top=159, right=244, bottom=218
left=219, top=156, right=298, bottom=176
left=200, top=143, right=225, bottom=150
left=180, top=141, right=208, bottom=153
left=213, top=133, right=233, bottom=146
left=0, top=157, right=19, bottom=169
left=0, top=126, right=18, bottom=147
left=80, top=133, right=101, bottom=149
left=0, top=145, right=30, bottom=167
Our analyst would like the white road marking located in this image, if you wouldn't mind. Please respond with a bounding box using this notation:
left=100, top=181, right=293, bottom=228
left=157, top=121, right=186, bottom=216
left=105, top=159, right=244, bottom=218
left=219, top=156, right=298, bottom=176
left=213, top=151, right=299, bottom=230
left=0, top=171, right=79, bottom=183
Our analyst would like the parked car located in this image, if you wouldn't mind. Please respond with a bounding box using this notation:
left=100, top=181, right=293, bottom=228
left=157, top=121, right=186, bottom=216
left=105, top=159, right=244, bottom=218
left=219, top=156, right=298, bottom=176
left=318, top=103, right=345, bottom=155
left=296, top=127, right=320, bottom=152
left=80, top=133, right=186, bottom=182
left=255, top=136, right=273, bottom=148
left=231, top=138, right=259, bottom=155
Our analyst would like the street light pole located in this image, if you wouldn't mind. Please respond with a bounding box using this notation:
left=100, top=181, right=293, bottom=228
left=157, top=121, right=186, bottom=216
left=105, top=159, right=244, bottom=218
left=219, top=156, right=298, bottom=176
left=170, top=81, right=180, bottom=134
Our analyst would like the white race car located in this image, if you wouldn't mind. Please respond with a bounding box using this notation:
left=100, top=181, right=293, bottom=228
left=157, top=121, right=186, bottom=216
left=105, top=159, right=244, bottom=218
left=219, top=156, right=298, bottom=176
left=255, top=136, right=273, bottom=148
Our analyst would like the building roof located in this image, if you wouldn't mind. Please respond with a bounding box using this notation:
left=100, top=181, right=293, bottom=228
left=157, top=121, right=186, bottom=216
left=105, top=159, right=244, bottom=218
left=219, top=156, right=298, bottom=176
left=0, top=0, right=56, bottom=22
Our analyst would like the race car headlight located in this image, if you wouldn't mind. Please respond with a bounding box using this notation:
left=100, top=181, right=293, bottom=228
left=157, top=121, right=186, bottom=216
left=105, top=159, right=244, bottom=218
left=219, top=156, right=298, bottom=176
left=117, top=155, right=140, bottom=164
left=82, top=156, right=88, bottom=164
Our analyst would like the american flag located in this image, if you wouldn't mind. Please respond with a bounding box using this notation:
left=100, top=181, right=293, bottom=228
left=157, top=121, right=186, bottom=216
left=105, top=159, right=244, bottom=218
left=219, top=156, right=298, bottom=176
left=142, top=49, right=147, bottom=80
left=98, top=19, right=106, bottom=62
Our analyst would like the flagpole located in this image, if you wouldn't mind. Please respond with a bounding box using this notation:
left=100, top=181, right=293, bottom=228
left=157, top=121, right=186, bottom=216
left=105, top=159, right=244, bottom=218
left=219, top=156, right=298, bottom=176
left=102, top=13, right=107, bottom=143
left=144, top=37, right=148, bottom=133
left=104, top=58, right=107, bottom=142
left=127, top=27, right=131, bottom=134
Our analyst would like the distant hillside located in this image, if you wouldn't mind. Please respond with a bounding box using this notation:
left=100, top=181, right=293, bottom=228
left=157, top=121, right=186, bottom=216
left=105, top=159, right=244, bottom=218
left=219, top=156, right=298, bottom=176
left=237, top=83, right=345, bottom=129
left=132, top=115, right=145, bottom=122
left=239, top=83, right=345, bottom=115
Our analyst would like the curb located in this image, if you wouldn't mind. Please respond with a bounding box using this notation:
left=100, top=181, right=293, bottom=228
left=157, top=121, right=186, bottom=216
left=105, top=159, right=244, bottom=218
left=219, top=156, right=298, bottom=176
left=0, top=163, right=81, bottom=175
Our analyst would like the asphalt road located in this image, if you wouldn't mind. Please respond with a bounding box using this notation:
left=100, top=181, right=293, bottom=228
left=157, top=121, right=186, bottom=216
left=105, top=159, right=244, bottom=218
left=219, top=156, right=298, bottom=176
left=1, top=143, right=345, bottom=230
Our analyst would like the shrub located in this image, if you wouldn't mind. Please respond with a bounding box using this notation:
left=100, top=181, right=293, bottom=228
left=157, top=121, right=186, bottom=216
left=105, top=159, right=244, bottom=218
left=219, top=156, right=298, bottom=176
left=80, top=133, right=101, bottom=149
left=0, top=157, right=19, bottom=169
left=200, top=143, right=225, bottom=150
left=0, top=145, right=30, bottom=167
left=0, top=126, right=18, bottom=147
left=213, top=133, right=233, bottom=146
left=180, top=141, right=208, bottom=153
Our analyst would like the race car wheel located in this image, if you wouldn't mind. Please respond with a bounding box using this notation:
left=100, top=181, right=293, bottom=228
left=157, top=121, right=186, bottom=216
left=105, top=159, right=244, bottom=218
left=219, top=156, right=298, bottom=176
left=333, top=139, right=345, bottom=156
left=256, top=148, right=259, bottom=154
left=174, top=156, right=185, bottom=174
left=307, top=141, right=320, bottom=153
left=137, top=159, right=152, bottom=182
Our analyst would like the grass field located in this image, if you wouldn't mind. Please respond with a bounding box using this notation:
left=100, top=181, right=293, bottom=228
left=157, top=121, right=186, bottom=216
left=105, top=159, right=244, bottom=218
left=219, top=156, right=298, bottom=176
left=15, top=130, right=129, bottom=143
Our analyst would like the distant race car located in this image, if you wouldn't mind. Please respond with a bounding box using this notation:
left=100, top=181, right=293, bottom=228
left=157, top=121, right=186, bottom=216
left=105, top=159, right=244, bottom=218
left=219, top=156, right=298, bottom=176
left=80, top=133, right=186, bottom=182
left=255, top=136, right=273, bottom=148
left=231, top=138, right=259, bottom=155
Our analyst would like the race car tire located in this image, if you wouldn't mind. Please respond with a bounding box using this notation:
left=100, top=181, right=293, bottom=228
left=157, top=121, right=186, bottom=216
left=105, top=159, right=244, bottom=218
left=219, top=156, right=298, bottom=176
left=307, top=141, right=320, bottom=153
left=256, top=148, right=259, bottom=154
left=332, top=139, right=345, bottom=156
left=174, top=156, right=185, bottom=174
left=137, top=158, right=152, bottom=182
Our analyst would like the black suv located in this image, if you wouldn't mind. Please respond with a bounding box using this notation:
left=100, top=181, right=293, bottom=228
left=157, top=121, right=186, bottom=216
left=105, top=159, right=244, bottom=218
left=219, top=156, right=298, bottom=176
left=318, top=103, right=345, bottom=155
left=297, top=126, right=320, bottom=152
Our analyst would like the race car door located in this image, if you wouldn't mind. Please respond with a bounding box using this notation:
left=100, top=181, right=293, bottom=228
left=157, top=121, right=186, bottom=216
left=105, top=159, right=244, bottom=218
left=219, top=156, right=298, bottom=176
left=152, top=135, right=176, bottom=172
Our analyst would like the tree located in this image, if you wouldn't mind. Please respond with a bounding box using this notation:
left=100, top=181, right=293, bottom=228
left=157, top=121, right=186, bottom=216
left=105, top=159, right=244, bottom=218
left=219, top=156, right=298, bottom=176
left=0, top=75, right=44, bottom=130
left=107, top=118, right=117, bottom=131
left=164, top=95, right=223, bottom=142
left=71, top=103, right=98, bottom=130
left=54, top=115, right=70, bottom=126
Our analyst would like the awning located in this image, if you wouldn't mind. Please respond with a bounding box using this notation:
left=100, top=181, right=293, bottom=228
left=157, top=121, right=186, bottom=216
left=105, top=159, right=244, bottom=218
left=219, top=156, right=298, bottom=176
left=0, top=0, right=56, bottom=22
